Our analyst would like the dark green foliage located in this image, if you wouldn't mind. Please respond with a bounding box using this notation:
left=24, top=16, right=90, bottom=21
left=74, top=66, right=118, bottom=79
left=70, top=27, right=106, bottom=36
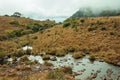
left=21, top=29, right=33, bottom=35
left=63, top=22, right=71, bottom=28
left=80, top=19, right=85, bottom=23
left=11, top=12, right=21, bottom=17
left=88, top=27, right=96, bottom=31
left=32, top=36, right=38, bottom=39
left=4, top=14, right=9, bottom=17
left=101, top=27, right=107, bottom=31
left=9, top=20, right=19, bottom=26
left=110, top=32, right=115, bottom=35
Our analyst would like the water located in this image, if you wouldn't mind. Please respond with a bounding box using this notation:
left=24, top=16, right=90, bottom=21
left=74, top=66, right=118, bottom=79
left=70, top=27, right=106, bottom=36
left=22, top=46, right=33, bottom=50
left=7, top=54, right=120, bottom=80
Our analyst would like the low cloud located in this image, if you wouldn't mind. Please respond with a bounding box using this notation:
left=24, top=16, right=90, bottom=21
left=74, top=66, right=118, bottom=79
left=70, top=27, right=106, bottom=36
left=0, top=0, right=120, bottom=18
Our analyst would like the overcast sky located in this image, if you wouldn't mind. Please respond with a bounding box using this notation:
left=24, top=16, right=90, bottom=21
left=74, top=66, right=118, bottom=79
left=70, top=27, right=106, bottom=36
left=0, top=0, right=120, bottom=18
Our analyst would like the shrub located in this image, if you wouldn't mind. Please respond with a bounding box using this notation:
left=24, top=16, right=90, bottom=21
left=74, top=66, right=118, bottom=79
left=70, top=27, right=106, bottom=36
left=21, top=29, right=33, bottom=35
left=47, top=69, right=64, bottom=80
left=9, top=20, right=19, bottom=25
left=88, top=27, right=96, bottom=31
left=63, top=22, right=71, bottom=28
left=101, top=27, right=107, bottom=31
left=32, top=36, right=38, bottom=39
left=110, top=32, right=115, bottom=35
left=80, top=19, right=85, bottom=23
left=72, top=52, right=85, bottom=59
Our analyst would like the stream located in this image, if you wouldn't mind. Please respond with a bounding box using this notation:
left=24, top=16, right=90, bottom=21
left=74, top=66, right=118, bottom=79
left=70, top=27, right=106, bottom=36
left=22, top=54, right=120, bottom=80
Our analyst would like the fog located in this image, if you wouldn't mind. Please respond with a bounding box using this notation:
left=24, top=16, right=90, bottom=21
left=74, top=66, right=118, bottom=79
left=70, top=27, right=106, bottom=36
left=0, top=0, right=120, bottom=18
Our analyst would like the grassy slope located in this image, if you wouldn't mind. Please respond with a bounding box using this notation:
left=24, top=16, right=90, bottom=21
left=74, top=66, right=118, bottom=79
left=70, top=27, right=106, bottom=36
left=0, top=16, right=120, bottom=65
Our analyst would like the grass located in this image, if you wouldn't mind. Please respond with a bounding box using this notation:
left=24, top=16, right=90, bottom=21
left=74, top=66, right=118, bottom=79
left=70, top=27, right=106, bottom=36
left=72, top=52, right=85, bottom=59
left=44, top=61, right=53, bottom=66
left=47, top=68, right=65, bottom=80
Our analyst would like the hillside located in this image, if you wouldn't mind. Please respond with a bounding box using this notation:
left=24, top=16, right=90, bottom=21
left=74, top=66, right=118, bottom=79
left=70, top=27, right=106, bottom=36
left=0, top=15, right=120, bottom=80
left=0, top=15, right=120, bottom=65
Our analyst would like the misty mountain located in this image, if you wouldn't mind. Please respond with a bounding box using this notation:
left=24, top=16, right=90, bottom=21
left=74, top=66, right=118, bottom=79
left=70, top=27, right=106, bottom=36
left=72, top=8, right=120, bottom=18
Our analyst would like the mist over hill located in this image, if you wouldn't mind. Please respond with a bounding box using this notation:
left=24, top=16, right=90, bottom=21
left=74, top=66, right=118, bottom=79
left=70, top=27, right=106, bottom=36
left=72, top=7, right=120, bottom=18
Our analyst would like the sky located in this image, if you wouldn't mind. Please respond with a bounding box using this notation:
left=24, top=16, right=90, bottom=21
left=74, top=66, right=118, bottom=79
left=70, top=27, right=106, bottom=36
left=0, top=0, right=120, bottom=18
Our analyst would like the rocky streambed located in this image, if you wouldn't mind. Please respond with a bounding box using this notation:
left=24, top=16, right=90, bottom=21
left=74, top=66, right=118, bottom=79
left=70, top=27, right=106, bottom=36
left=6, top=54, right=120, bottom=80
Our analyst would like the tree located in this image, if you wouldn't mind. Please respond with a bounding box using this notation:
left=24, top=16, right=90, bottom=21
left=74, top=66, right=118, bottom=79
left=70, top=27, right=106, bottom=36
left=11, top=12, right=21, bottom=17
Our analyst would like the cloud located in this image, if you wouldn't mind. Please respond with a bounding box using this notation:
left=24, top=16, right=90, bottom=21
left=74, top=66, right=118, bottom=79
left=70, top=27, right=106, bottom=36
left=0, top=0, right=120, bottom=18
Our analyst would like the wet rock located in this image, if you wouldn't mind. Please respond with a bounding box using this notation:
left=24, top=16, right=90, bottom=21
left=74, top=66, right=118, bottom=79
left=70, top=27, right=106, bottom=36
left=50, top=56, right=57, bottom=61
left=117, top=62, right=120, bottom=66
left=96, top=70, right=101, bottom=73
left=63, top=58, right=67, bottom=62
left=90, top=72, right=97, bottom=79
left=106, top=69, right=113, bottom=77
left=100, top=75, right=106, bottom=80
left=73, top=71, right=83, bottom=76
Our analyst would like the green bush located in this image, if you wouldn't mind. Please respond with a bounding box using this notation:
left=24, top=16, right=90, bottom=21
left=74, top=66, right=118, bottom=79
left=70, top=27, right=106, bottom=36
left=32, top=36, right=38, bottom=39
left=9, top=20, right=19, bottom=25
left=101, top=27, right=107, bottom=31
left=88, top=27, right=96, bottom=31
left=80, top=19, right=85, bottom=23
left=63, top=22, right=71, bottom=28
left=21, top=29, right=33, bottom=35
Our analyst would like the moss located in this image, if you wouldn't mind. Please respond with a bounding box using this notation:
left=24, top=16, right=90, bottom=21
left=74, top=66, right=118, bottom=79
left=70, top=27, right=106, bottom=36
left=72, top=52, right=85, bottom=59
